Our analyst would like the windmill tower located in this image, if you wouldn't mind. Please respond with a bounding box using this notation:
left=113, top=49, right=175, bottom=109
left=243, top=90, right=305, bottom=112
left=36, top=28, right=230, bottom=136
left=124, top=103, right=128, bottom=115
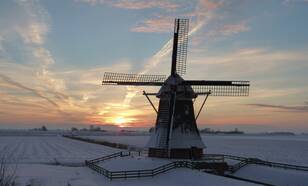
left=102, top=19, right=250, bottom=159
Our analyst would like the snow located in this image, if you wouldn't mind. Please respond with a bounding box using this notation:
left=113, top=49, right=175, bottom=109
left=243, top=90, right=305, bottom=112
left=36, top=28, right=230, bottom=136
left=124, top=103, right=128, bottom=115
left=0, top=136, right=120, bottom=164
left=234, top=164, right=308, bottom=186
left=100, top=155, right=171, bottom=171
left=202, top=135, right=308, bottom=166
left=1, top=133, right=307, bottom=186
left=0, top=135, right=261, bottom=185
left=15, top=164, right=260, bottom=186
left=84, top=134, right=308, bottom=166
left=84, top=135, right=149, bottom=148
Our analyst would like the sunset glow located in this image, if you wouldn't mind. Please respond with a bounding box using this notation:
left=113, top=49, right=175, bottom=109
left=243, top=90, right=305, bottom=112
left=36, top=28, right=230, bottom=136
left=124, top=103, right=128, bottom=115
left=113, top=117, right=126, bottom=127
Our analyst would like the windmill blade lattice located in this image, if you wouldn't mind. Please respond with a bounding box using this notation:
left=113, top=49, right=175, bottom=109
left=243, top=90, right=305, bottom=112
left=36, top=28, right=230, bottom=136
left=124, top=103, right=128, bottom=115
left=175, top=19, right=189, bottom=76
left=183, top=80, right=250, bottom=96
left=102, top=72, right=166, bottom=86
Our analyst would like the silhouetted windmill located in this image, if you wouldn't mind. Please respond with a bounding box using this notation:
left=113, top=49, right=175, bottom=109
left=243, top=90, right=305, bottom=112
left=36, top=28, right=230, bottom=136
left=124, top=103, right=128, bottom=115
left=102, top=18, right=250, bottom=159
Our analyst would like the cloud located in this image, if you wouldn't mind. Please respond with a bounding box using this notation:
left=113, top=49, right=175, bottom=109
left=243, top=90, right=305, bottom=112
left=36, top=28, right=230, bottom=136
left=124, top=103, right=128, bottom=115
left=20, top=23, right=48, bottom=45
left=189, top=48, right=308, bottom=77
left=33, top=47, right=54, bottom=65
left=216, top=21, right=250, bottom=36
left=0, top=74, right=59, bottom=108
left=246, top=102, right=308, bottom=112
left=16, top=0, right=50, bottom=45
left=130, top=0, right=221, bottom=33
left=0, top=0, right=82, bottom=124
left=283, top=0, right=308, bottom=5
left=131, top=16, right=174, bottom=33
left=0, top=36, right=4, bottom=52
left=199, top=0, right=222, bottom=9
left=111, top=0, right=180, bottom=10
left=77, top=0, right=180, bottom=10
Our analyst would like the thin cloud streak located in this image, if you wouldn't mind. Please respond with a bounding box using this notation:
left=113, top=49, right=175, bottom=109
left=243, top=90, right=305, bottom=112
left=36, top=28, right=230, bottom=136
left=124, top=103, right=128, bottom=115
left=76, top=0, right=180, bottom=10
left=0, top=74, right=59, bottom=108
left=246, top=102, right=308, bottom=112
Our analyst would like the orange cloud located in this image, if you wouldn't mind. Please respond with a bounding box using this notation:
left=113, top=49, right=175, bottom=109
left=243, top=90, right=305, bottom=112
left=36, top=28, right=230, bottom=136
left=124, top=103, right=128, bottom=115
left=130, top=16, right=173, bottom=33
left=199, top=0, right=222, bottom=10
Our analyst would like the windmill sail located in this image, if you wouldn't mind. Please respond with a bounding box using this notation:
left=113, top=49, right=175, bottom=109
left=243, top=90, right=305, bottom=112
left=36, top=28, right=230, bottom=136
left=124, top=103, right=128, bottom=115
left=183, top=80, right=250, bottom=96
left=102, top=72, right=166, bottom=86
left=171, top=19, right=189, bottom=76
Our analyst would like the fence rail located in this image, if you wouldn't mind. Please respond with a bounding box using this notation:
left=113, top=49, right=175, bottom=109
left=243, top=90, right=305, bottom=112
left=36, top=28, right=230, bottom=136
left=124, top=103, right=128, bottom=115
left=85, top=152, right=308, bottom=180
left=87, top=151, right=130, bottom=164
left=85, top=155, right=197, bottom=180
left=63, top=135, right=144, bottom=152
left=204, top=154, right=308, bottom=172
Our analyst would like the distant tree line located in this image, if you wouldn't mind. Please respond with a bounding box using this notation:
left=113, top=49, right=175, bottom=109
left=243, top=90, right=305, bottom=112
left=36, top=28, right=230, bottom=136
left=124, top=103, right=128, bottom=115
left=71, top=125, right=106, bottom=132
left=200, top=128, right=244, bottom=134
left=29, top=125, right=47, bottom=131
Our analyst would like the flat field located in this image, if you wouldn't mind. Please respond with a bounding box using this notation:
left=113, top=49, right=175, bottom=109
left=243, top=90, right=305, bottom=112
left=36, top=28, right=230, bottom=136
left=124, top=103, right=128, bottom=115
left=0, top=134, right=262, bottom=186
left=0, top=136, right=119, bottom=164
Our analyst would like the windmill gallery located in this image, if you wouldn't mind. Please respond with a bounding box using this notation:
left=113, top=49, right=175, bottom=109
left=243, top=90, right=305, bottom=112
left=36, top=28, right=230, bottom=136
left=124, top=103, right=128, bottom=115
left=102, top=19, right=250, bottom=159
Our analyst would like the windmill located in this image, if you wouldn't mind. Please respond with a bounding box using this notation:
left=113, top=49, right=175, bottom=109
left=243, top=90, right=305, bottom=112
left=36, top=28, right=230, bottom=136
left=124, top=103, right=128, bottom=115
left=102, top=18, right=250, bottom=159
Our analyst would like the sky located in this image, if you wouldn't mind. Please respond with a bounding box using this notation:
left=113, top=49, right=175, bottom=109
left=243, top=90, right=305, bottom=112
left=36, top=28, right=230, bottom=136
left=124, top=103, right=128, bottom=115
left=0, top=0, right=308, bottom=133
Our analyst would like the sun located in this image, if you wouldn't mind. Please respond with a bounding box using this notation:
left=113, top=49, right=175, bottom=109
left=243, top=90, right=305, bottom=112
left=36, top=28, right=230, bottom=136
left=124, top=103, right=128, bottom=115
left=113, top=117, right=126, bottom=127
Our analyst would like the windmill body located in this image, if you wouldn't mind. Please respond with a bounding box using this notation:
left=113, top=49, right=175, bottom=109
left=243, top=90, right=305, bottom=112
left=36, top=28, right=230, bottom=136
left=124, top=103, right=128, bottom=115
left=102, top=19, right=250, bottom=159
left=146, top=74, right=205, bottom=159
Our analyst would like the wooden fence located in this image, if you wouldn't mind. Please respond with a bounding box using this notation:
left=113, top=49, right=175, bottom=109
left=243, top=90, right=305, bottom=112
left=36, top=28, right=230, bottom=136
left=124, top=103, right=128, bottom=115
left=85, top=154, right=196, bottom=180
left=205, top=154, right=308, bottom=172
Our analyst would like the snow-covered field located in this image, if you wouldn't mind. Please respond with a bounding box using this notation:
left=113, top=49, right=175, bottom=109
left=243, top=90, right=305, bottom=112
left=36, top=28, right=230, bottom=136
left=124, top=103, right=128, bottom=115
left=0, top=135, right=262, bottom=186
left=235, top=164, right=308, bottom=186
left=1, top=133, right=308, bottom=186
left=14, top=164, right=260, bottom=186
left=0, top=136, right=119, bottom=165
left=84, top=134, right=308, bottom=166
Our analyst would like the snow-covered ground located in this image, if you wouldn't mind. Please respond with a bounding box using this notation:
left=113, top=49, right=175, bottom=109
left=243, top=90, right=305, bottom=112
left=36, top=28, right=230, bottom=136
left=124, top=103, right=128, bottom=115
left=71, top=134, right=308, bottom=186
left=84, top=134, right=308, bottom=166
left=1, top=133, right=308, bottom=185
left=100, top=155, right=171, bottom=171
left=15, top=164, right=260, bottom=186
left=0, top=136, right=119, bottom=165
left=0, top=135, right=262, bottom=186
left=235, top=164, right=308, bottom=186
